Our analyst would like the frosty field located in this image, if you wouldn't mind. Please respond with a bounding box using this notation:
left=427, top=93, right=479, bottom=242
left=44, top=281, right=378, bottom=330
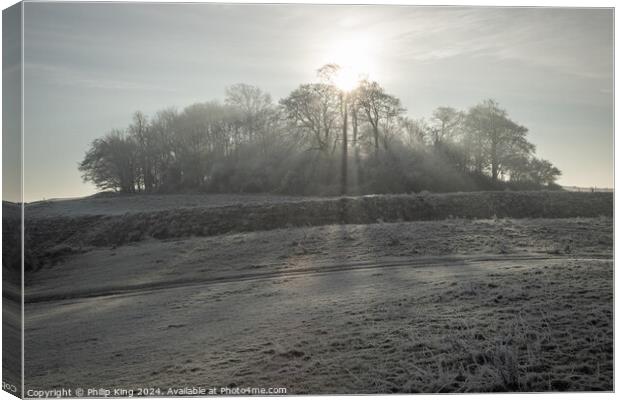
left=17, top=192, right=613, bottom=393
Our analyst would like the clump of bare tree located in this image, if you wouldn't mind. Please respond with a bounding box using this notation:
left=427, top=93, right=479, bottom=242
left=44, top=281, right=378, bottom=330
left=79, top=67, right=561, bottom=196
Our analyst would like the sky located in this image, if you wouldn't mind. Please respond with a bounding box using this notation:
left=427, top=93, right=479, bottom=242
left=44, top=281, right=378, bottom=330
left=18, top=2, right=613, bottom=202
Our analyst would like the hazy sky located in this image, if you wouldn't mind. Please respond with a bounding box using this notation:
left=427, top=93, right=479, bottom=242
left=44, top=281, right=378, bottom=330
left=22, top=3, right=613, bottom=201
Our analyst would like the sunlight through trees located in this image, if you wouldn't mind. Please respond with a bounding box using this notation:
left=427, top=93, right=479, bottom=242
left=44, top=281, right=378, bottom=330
left=79, top=65, right=561, bottom=196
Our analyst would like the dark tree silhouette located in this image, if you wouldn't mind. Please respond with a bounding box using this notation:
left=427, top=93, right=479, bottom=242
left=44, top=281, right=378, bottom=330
left=79, top=75, right=562, bottom=196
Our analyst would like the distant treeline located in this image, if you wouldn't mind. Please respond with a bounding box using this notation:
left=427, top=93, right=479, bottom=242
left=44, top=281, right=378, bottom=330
left=79, top=65, right=561, bottom=195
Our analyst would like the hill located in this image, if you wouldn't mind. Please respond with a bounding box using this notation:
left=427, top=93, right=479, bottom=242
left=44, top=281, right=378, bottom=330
left=15, top=190, right=612, bottom=272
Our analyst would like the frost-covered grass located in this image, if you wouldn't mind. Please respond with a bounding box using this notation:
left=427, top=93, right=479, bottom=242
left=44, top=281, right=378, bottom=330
left=25, top=257, right=612, bottom=393
left=23, top=217, right=613, bottom=393
left=19, top=193, right=613, bottom=393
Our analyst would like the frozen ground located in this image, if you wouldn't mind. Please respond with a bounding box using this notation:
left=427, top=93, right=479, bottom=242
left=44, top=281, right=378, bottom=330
left=24, top=193, right=320, bottom=219
left=24, top=217, right=612, bottom=393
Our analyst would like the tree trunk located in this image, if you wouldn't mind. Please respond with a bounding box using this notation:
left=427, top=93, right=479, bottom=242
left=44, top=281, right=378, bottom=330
left=352, top=107, right=358, bottom=147
left=373, top=124, right=379, bottom=155
left=491, top=139, right=498, bottom=181
left=341, top=93, right=348, bottom=195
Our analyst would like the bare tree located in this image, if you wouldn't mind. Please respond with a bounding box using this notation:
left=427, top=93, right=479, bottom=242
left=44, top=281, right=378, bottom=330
left=431, top=107, right=462, bottom=146
left=149, top=108, right=180, bottom=191
left=400, top=117, right=429, bottom=147
left=225, top=83, right=273, bottom=144
left=464, top=99, right=537, bottom=181
left=528, top=158, right=562, bottom=186
left=280, top=83, right=341, bottom=154
left=316, top=63, right=352, bottom=194
left=79, top=129, right=138, bottom=193
left=127, top=112, right=153, bottom=192
left=357, top=80, right=404, bottom=154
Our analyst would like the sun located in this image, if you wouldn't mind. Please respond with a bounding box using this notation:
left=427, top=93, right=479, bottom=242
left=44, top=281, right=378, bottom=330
left=333, top=65, right=359, bottom=91
left=321, top=35, right=376, bottom=90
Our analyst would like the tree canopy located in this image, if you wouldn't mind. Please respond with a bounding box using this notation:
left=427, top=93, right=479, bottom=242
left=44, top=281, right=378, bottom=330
left=79, top=67, right=561, bottom=196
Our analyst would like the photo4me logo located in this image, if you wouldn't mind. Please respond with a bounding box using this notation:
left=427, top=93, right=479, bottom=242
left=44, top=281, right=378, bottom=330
left=166, top=387, right=288, bottom=395
left=219, top=387, right=287, bottom=395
